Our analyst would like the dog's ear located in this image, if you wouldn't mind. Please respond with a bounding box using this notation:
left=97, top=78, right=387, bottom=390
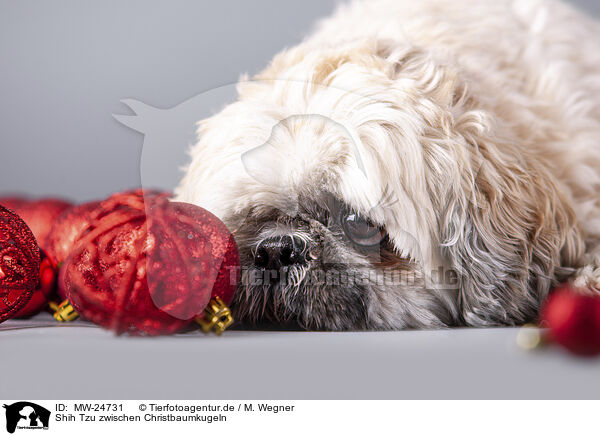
left=373, top=39, right=585, bottom=325
left=436, top=111, right=584, bottom=325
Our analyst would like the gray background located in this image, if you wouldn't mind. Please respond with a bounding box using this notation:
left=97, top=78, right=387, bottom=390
left=1, top=0, right=598, bottom=201
left=2, top=316, right=600, bottom=399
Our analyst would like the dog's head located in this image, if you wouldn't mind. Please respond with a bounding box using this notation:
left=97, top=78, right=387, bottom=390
left=176, top=39, right=583, bottom=330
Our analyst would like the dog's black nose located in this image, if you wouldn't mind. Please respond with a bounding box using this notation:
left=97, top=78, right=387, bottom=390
left=254, top=235, right=307, bottom=270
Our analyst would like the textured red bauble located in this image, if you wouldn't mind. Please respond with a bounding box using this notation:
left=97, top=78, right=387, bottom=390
left=43, top=201, right=101, bottom=300
left=44, top=201, right=100, bottom=267
left=62, top=190, right=239, bottom=335
left=541, top=285, right=600, bottom=356
left=166, top=201, right=240, bottom=307
left=0, top=198, right=72, bottom=252
left=0, top=205, right=40, bottom=323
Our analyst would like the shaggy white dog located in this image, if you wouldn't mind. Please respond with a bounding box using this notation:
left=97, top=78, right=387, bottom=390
left=176, top=0, right=600, bottom=330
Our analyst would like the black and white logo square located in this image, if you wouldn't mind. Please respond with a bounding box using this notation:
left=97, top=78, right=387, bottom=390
left=3, top=402, right=50, bottom=434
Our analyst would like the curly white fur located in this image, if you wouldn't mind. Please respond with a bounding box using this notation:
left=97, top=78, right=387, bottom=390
left=176, top=0, right=600, bottom=329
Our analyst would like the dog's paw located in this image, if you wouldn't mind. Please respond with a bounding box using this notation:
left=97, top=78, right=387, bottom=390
left=570, top=263, right=600, bottom=294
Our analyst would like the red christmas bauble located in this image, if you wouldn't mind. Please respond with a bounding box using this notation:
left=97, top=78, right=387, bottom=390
left=0, top=198, right=72, bottom=252
left=541, top=285, right=600, bottom=356
left=44, top=202, right=100, bottom=267
left=13, top=251, right=57, bottom=318
left=164, top=201, right=240, bottom=307
left=63, top=190, right=239, bottom=335
left=43, top=201, right=101, bottom=300
left=0, top=197, right=26, bottom=212
left=0, top=197, right=73, bottom=317
left=0, top=205, right=40, bottom=323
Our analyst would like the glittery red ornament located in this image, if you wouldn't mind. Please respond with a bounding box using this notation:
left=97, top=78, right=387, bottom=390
left=0, top=198, right=72, bottom=252
left=541, top=285, right=600, bottom=356
left=43, top=201, right=101, bottom=300
left=0, top=205, right=40, bottom=323
left=62, top=190, right=240, bottom=336
left=44, top=202, right=100, bottom=266
left=0, top=197, right=73, bottom=317
left=13, top=251, right=56, bottom=318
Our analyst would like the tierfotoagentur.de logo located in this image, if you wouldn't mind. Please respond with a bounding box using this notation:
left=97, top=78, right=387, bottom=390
left=3, top=402, right=50, bottom=434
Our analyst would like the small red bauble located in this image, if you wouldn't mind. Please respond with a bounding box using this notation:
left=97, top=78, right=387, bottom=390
left=541, top=285, right=600, bottom=356
left=0, top=198, right=72, bottom=252
left=0, top=205, right=40, bottom=323
left=63, top=190, right=240, bottom=336
left=13, top=251, right=57, bottom=318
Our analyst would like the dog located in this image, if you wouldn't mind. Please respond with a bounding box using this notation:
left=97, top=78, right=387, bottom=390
left=175, top=0, right=600, bottom=330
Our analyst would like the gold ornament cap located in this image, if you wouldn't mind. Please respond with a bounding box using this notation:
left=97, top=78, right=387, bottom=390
left=196, top=296, right=234, bottom=335
left=51, top=299, right=79, bottom=322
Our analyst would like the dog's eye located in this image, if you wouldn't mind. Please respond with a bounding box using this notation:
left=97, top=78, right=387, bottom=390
left=341, top=212, right=386, bottom=247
